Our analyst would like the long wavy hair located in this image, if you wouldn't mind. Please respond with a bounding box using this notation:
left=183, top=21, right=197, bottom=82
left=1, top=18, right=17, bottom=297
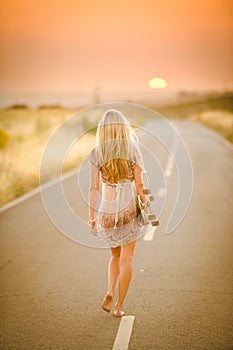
left=96, top=109, right=138, bottom=183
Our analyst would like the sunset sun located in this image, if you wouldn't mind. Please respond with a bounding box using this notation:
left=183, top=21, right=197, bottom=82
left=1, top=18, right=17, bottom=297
left=148, top=77, right=168, bottom=89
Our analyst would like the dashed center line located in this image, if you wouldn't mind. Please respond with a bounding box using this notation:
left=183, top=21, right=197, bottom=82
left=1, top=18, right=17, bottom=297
left=157, top=187, right=167, bottom=198
left=165, top=136, right=178, bottom=178
left=165, top=155, right=174, bottom=178
left=112, top=316, right=135, bottom=350
left=143, top=137, right=178, bottom=242
left=143, top=226, right=156, bottom=241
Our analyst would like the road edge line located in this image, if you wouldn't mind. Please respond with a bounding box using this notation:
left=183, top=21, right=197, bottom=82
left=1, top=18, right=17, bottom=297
left=0, top=167, right=78, bottom=214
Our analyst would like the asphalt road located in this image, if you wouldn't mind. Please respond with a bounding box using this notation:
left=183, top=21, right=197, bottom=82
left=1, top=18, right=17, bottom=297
left=0, top=119, right=233, bottom=350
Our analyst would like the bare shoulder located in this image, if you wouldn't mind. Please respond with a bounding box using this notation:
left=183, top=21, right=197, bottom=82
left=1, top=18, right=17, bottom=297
left=89, top=146, right=100, bottom=168
left=130, top=144, right=144, bottom=170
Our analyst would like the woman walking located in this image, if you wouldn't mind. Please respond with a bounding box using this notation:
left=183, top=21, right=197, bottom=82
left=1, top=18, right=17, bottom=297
left=88, top=109, right=150, bottom=317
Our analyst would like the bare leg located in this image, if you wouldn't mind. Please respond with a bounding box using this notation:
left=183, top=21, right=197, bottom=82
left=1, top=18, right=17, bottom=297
left=101, top=246, right=121, bottom=312
left=114, top=240, right=136, bottom=314
left=107, top=246, right=121, bottom=296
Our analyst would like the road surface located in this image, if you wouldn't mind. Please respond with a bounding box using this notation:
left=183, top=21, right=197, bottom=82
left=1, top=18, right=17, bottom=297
left=0, top=119, right=233, bottom=350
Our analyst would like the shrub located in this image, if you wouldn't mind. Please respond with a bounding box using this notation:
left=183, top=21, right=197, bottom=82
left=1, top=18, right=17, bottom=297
left=0, top=128, right=10, bottom=148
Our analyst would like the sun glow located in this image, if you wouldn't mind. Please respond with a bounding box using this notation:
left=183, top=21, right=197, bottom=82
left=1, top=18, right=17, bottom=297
left=148, top=77, right=168, bottom=89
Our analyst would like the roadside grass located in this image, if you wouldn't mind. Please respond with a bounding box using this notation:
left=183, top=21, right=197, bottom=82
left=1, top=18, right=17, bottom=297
left=153, top=93, right=233, bottom=144
left=0, top=107, right=96, bottom=207
left=189, top=110, right=233, bottom=144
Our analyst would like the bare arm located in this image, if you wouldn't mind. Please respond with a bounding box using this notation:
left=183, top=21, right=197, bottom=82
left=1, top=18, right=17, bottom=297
left=134, top=165, right=146, bottom=203
left=89, top=164, right=100, bottom=222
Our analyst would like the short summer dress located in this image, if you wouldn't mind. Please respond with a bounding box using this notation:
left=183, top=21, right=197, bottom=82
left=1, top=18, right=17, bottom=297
left=89, top=146, right=151, bottom=247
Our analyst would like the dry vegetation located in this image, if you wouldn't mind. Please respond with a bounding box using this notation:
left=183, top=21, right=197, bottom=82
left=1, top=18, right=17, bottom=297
left=0, top=107, right=96, bottom=207
left=154, top=93, right=233, bottom=143
left=188, top=110, right=233, bottom=143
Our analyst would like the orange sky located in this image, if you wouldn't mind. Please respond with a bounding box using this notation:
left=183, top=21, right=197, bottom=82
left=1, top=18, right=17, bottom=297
left=0, top=0, right=232, bottom=93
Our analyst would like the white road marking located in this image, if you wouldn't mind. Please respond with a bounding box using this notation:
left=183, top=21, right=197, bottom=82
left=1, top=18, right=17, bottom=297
left=112, top=316, right=135, bottom=350
left=164, top=136, right=178, bottom=178
left=157, top=187, right=167, bottom=197
left=143, top=226, right=156, bottom=241
left=0, top=168, right=78, bottom=214
left=165, top=155, right=173, bottom=178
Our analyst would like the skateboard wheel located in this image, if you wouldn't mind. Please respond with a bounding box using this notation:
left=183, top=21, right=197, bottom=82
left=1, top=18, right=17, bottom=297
left=143, top=188, right=151, bottom=195
left=148, top=214, right=156, bottom=220
left=152, top=220, right=160, bottom=226
left=149, top=195, right=154, bottom=201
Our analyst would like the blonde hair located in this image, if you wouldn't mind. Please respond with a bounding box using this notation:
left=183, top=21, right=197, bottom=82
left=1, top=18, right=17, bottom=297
left=96, top=109, right=138, bottom=183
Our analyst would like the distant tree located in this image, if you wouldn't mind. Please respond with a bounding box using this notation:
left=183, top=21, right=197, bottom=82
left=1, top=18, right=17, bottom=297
left=6, top=104, right=28, bottom=109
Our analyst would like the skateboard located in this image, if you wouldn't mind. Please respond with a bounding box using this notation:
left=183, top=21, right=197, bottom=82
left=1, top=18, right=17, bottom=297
left=136, top=188, right=160, bottom=226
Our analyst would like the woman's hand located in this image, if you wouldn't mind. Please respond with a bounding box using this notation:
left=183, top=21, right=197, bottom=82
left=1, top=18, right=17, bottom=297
left=88, top=219, right=96, bottom=227
left=140, top=193, right=147, bottom=203
left=134, top=165, right=147, bottom=203
left=88, top=220, right=97, bottom=235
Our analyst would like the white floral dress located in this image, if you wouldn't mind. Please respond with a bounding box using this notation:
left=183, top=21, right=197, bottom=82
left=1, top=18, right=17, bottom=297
left=89, top=146, right=151, bottom=247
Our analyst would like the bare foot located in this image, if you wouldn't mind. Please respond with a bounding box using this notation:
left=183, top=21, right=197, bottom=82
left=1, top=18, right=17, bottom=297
left=101, top=292, right=114, bottom=312
left=113, top=302, right=125, bottom=317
